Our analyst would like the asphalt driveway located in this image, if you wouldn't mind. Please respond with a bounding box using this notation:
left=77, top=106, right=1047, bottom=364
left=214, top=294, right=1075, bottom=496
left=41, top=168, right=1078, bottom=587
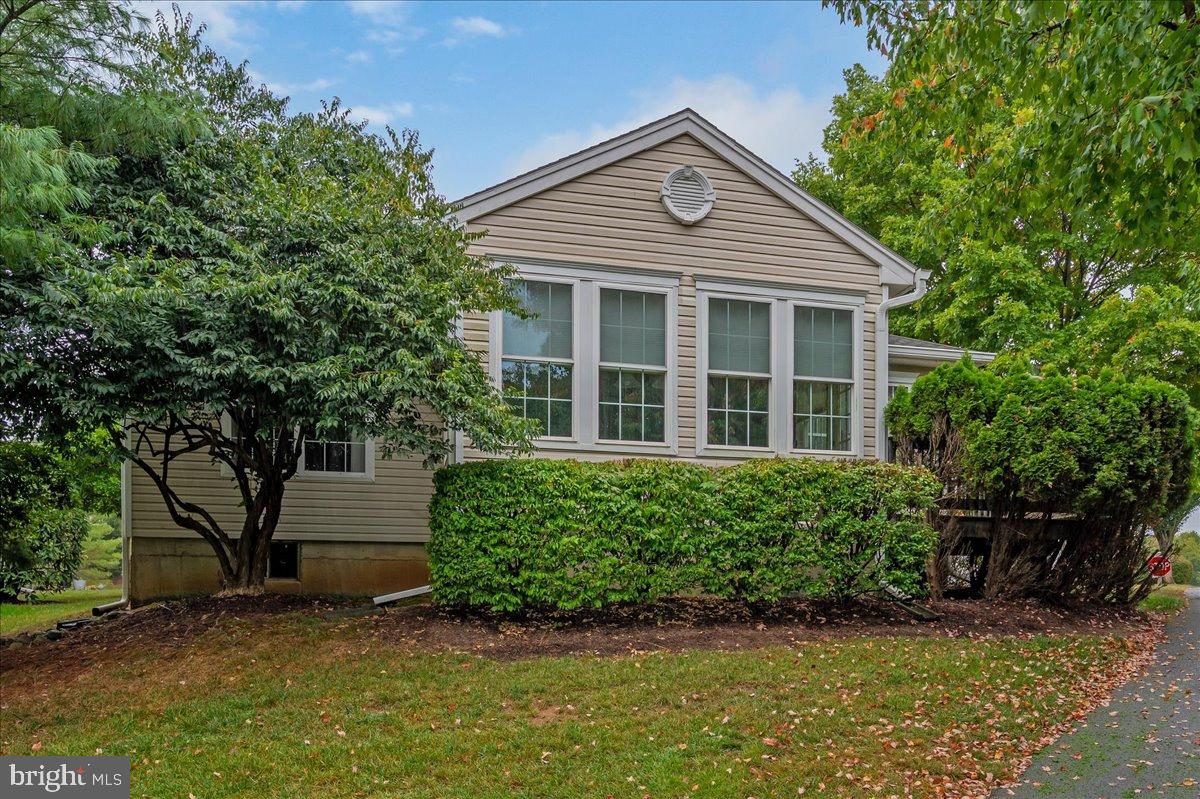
left=996, top=587, right=1198, bottom=798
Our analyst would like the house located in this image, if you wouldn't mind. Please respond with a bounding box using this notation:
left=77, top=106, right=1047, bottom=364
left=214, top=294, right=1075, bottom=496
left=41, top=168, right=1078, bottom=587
left=122, top=109, right=993, bottom=601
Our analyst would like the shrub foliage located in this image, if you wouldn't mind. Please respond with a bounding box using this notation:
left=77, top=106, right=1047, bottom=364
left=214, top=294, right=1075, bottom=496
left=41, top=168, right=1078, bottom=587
left=428, top=458, right=940, bottom=612
left=886, top=359, right=1196, bottom=603
left=0, top=442, right=88, bottom=600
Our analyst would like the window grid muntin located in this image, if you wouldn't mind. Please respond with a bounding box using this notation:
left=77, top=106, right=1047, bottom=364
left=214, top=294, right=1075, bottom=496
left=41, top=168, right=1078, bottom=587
left=792, top=379, right=853, bottom=452
left=706, top=373, right=771, bottom=448
left=791, top=303, right=856, bottom=453
left=501, top=358, right=573, bottom=438
left=598, top=367, right=666, bottom=442
left=500, top=278, right=576, bottom=439
left=502, top=279, right=573, bottom=360
left=596, top=287, right=669, bottom=443
left=707, top=297, right=771, bottom=374
left=302, top=430, right=367, bottom=474
left=704, top=294, right=772, bottom=450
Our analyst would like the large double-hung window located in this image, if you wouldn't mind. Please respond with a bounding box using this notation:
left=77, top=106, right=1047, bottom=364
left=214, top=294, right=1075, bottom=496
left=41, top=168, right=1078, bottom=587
left=793, top=307, right=854, bottom=452
left=496, top=269, right=677, bottom=449
left=501, top=280, right=574, bottom=438
left=699, top=281, right=861, bottom=457
left=705, top=298, right=771, bottom=448
left=599, top=289, right=667, bottom=442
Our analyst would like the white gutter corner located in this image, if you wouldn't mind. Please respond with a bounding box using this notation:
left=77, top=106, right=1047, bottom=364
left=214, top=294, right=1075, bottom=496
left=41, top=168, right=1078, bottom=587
left=874, top=271, right=929, bottom=457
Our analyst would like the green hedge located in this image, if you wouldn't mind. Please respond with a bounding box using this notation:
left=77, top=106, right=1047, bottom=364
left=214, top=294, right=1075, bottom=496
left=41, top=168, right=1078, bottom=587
left=885, top=359, right=1197, bottom=602
left=427, top=458, right=940, bottom=612
left=1, top=441, right=88, bottom=600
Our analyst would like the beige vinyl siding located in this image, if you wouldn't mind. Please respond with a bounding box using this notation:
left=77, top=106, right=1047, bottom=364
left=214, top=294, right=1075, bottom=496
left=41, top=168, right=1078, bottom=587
left=129, top=448, right=437, bottom=542
left=464, top=133, right=883, bottom=461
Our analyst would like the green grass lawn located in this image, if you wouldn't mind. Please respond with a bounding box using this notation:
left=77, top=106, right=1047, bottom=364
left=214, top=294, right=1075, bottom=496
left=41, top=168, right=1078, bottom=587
left=1138, top=582, right=1190, bottom=616
left=0, top=587, right=121, bottom=636
left=0, top=607, right=1140, bottom=799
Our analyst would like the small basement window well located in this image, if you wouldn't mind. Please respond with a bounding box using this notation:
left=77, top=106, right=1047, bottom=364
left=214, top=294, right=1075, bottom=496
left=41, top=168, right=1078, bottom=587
left=660, top=165, right=716, bottom=225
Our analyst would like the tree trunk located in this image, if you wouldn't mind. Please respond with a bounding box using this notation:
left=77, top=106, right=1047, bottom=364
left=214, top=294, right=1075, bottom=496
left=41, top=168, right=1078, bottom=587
left=215, top=479, right=286, bottom=594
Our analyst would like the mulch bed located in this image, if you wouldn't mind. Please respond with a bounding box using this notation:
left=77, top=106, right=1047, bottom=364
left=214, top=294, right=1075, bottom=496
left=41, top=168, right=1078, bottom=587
left=1, top=592, right=1153, bottom=681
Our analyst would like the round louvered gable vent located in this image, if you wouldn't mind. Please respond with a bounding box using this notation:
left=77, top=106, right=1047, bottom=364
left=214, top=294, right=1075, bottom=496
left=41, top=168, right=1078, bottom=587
left=660, top=166, right=715, bottom=225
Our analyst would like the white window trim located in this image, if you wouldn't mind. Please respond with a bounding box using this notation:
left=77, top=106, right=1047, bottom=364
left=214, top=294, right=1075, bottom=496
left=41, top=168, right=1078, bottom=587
left=696, top=291, right=777, bottom=457
left=697, top=281, right=865, bottom=460
left=787, top=300, right=864, bottom=457
left=490, top=272, right=582, bottom=445
left=489, top=260, right=680, bottom=455
left=218, top=414, right=376, bottom=483
left=591, top=279, right=678, bottom=453
left=297, top=435, right=376, bottom=482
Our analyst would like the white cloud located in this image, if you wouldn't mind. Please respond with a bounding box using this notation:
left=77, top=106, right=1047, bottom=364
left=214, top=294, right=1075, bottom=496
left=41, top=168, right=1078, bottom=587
left=347, top=101, right=414, bottom=127
left=346, top=0, right=423, bottom=47
left=509, top=75, right=830, bottom=178
left=345, top=49, right=372, bottom=64
left=249, top=70, right=334, bottom=95
left=452, top=16, right=508, bottom=37
left=134, top=1, right=259, bottom=51
left=444, top=15, right=513, bottom=46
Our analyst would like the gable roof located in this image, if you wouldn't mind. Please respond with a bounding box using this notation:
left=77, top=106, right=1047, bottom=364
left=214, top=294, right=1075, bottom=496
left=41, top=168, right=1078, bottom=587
left=454, top=108, right=922, bottom=288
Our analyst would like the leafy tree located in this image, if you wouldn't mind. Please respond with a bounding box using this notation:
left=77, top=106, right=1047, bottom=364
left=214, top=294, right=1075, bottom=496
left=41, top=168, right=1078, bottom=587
left=0, top=441, right=87, bottom=600
left=7, top=17, right=530, bottom=592
left=78, top=514, right=121, bottom=583
left=824, top=1, right=1199, bottom=258
left=795, top=63, right=1196, bottom=364
left=1174, top=531, right=1200, bottom=584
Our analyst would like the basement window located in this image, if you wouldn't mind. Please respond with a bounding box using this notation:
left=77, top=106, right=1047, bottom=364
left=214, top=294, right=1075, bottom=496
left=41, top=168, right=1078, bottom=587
left=268, top=541, right=300, bottom=580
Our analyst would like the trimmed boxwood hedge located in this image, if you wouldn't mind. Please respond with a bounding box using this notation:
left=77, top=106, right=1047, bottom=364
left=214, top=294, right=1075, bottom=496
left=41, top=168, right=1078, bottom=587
left=427, top=457, right=940, bottom=612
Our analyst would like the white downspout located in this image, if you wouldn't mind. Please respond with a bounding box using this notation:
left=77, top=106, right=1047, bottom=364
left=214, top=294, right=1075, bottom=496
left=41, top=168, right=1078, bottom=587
left=874, top=270, right=929, bottom=458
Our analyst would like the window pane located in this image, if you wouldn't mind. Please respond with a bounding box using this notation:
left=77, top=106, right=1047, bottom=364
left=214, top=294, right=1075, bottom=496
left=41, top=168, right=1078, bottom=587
left=599, top=368, right=665, bottom=442
left=729, top=412, right=748, bottom=446
left=599, top=289, right=666, bottom=367
left=794, top=306, right=853, bottom=380
left=644, top=372, right=665, bottom=405
left=727, top=378, right=748, bottom=410
left=644, top=407, right=665, bottom=442
left=620, top=405, right=641, bottom=441
left=707, top=376, right=726, bottom=409
left=709, top=298, right=770, bottom=373
left=525, top=362, right=548, bottom=398
left=599, top=403, right=620, bottom=439
left=549, top=364, right=572, bottom=399
left=708, top=412, right=727, bottom=445
left=620, top=370, right=642, bottom=404
left=526, top=398, right=549, bottom=433
left=748, top=412, right=769, bottom=447
left=503, top=280, right=572, bottom=359
left=748, top=379, right=769, bottom=412
left=323, top=442, right=341, bottom=472
left=503, top=358, right=573, bottom=438
left=599, top=368, right=620, bottom=402
left=793, top=379, right=853, bottom=452
left=549, top=400, right=572, bottom=437
left=831, top=417, right=851, bottom=451
left=501, top=361, right=524, bottom=396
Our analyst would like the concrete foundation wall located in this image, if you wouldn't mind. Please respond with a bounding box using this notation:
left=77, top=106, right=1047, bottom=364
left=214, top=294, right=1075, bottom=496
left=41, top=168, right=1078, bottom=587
left=128, top=537, right=430, bottom=603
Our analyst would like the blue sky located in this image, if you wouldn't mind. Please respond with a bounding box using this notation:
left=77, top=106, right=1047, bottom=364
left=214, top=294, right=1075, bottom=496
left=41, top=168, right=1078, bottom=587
left=138, top=1, right=885, bottom=200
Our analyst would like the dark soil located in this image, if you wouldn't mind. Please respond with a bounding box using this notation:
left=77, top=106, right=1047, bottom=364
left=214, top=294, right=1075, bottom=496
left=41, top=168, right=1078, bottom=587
left=369, top=595, right=1151, bottom=660
left=0, top=592, right=1152, bottom=681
